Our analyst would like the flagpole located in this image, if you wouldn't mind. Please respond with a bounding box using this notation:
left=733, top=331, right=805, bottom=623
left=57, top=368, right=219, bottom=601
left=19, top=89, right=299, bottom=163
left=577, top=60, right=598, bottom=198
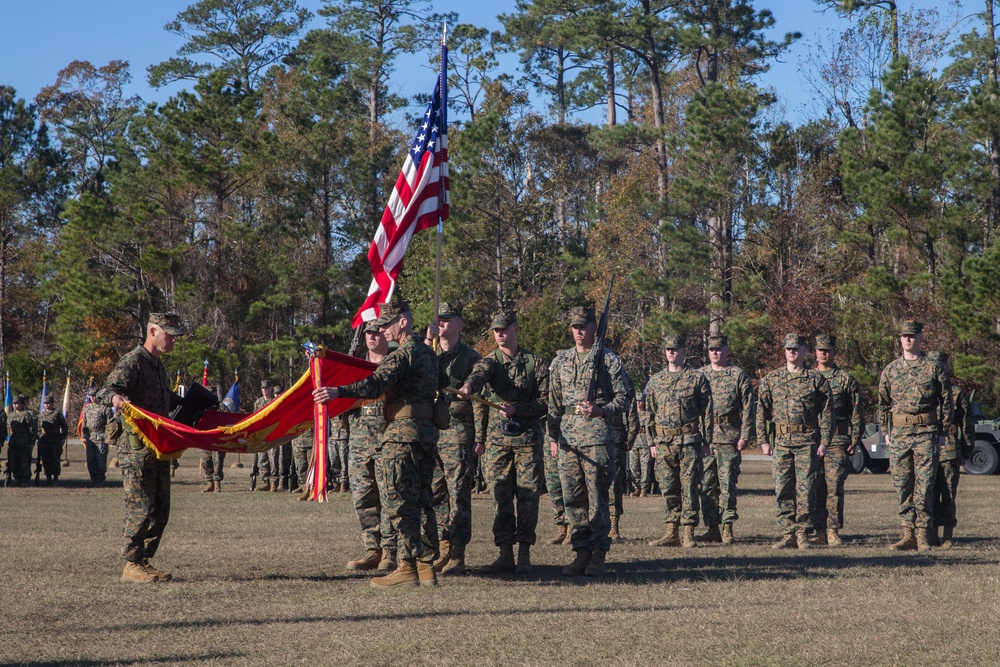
left=431, top=24, right=447, bottom=353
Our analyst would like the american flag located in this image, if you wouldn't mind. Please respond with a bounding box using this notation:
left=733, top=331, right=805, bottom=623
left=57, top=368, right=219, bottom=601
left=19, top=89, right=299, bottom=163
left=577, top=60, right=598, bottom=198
left=352, top=45, right=449, bottom=326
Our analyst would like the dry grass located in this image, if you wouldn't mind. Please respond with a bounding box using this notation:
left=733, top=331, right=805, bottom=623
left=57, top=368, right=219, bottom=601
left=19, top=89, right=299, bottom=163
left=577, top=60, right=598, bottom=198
left=1, top=445, right=999, bottom=666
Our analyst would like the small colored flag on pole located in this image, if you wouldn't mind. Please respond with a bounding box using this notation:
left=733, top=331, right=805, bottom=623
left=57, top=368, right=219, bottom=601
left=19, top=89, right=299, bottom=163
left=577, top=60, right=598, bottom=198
left=222, top=371, right=239, bottom=413
left=40, top=370, right=48, bottom=407
left=61, top=371, right=71, bottom=418
left=202, top=359, right=209, bottom=387
left=4, top=371, right=11, bottom=415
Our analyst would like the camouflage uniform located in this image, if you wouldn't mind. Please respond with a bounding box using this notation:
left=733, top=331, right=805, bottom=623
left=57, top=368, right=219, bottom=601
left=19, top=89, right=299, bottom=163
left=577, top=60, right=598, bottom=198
left=465, top=343, right=549, bottom=547
left=814, top=339, right=863, bottom=531
left=699, top=354, right=755, bottom=529
left=97, top=336, right=182, bottom=565
left=7, top=404, right=38, bottom=484
left=37, top=405, right=69, bottom=480
left=347, top=396, right=397, bottom=553
left=645, top=355, right=713, bottom=529
left=925, top=352, right=970, bottom=532
left=82, top=400, right=114, bottom=484
left=609, top=375, right=639, bottom=520
left=327, top=416, right=350, bottom=490
left=338, top=326, right=447, bottom=564
left=548, top=340, right=628, bottom=555
left=757, top=335, right=834, bottom=537
left=252, top=391, right=275, bottom=486
left=0, top=409, right=7, bottom=478
left=628, top=405, right=654, bottom=494
left=200, top=390, right=229, bottom=487
left=878, top=342, right=951, bottom=532
left=432, top=337, right=485, bottom=550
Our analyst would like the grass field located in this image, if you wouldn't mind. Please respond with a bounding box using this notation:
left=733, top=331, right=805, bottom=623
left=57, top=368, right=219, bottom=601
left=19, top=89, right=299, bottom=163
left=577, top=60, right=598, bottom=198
left=2, top=444, right=999, bottom=666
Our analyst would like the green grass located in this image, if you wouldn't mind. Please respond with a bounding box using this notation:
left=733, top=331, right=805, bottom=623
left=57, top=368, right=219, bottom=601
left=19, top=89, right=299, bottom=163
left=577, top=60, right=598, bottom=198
left=1, top=447, right=998, bottom=666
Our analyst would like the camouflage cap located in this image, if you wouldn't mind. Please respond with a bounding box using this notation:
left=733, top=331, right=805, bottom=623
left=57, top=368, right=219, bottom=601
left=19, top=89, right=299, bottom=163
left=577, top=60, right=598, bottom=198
left=149, top=312, right=184, bottom=336
left=782, top=333, right=806, bottom=349
left=899, top=320, right=923, bottom=336
left=437, top=302, right=463, bottom=319
left=43, top=394, right=54, bottom=403
left=490, top=310, right=518, bottom=329
left=15, top=394, right=26, bottom=404
left=363, top=320, right=382, bottom=334
left=568, top=306, right=596, bottom=326
left=372, top=298, right=410, bottom=327
left=815, top=334, right=837, bottom=350
left=707, top=334, right=728, bottom=349
left=260, top=379, right=273, bottom=389
left=663, top=334, right=685, bottom=349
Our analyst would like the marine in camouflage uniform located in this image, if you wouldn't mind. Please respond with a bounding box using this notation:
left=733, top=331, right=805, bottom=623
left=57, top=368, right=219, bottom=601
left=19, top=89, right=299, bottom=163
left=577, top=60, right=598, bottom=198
left=698, top=334, right=755, bottom=545
left=757, top=333, right=833, bottom=550
left=812, top=335, right=863, bottom=546
left=200, top=386, right=229, bottom=492
left=0, top=404, right=8, bottom=480
left=317, top=299, right=448, bottom=588
left=342, top=322, right=398, bottom=573
left=926, top=351, right=970, bottom=549
left=878, top=321, right=952, bottom=552
left=461, top=310, right=549, bottom=574
left=327, top=416, right=350, bottom=492
left=97, top=313, right=184, bottom=583
left=628, top=396, right=654, bottom=496
left=548, top=306, right=628, bottom=577
left=82, top=393, right=114, bottom=486
left=645, top=334, right=713, bottom=549
left=252, top=380, right=276, bottom=490
left=424, top=302, right=485, bottom=574
left=37, top=396, right=69, bottom=483
left=608, top=373, right=640, bottom=543
left=7, top=395, right=38, bottom=486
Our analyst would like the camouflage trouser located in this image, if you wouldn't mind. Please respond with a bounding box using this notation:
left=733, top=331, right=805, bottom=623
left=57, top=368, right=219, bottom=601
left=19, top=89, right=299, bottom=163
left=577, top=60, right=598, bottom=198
left=254, top=451, right=272, bottom=482
left=432, top=437, right=475, bottom=547
left=544, top=445, right=567, bottom=526
left=200, top=450, right=226, bottom=482
left=292, top=442, right=312, bottom=488
left=349, top=442, right=397, bottom=551
left=609, top=441, right=627, bottom=518
left=484, top=444, right=542, bottom=546
left=629, top=446, right=653, bottom=492
left=327, top=438, right=350, bottom=486
left=701, top=442, right=742, bottom=526
left=933, top=457, right=961, bottom=528
left=8, top=437, right=33, bottom=482
left=119, top=446, right=171, bottom=563
left=268, top=443, right=293, bottom=488
left=382, top=440, right=439, bottom=563
left=85, top=437, right=109, bottom=482
left=889, top=432, right=938, bottom=529
left=814, top=441, right=849, bottom=529
left=772, top=442, right=819, bottom=534
left=654, top=439, right=702, bottom=526
left=37, top=437, right=63, bottom=478
left=559, top=442, right=615, bottom=553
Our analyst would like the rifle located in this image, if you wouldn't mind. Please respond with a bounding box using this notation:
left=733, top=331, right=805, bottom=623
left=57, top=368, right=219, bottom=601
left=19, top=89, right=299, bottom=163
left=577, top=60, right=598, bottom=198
left=33, top=443, right=41, bottom=486
left=3, top=436, right=9, bottom=487
left=585, top=275, right=615, bottom=404
left=250, top=455, right=259, bottom=491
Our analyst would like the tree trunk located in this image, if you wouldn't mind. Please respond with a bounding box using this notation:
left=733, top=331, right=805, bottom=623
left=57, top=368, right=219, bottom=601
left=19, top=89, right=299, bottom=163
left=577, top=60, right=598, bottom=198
left=988, top=0, right=1000, bottom=241
left=607, top=48, right=616, bottom=126
left=641, top=1, right=668, bottom=308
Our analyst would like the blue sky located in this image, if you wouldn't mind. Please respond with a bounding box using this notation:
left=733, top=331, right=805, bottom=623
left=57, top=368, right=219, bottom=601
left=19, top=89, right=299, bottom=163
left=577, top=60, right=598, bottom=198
left=0, top=1, right=967, bottom=125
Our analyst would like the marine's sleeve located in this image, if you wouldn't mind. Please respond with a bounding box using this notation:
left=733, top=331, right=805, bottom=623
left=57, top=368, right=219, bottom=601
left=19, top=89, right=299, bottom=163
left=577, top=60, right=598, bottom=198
left=878, top=366, right=892, bottom=436
left=601, top=352, right=628, bottom=418
left=96, top=353, right=138, bottom=408
left=547, top=355, right=564, bottom=442
left=698, top=372, right=714, bottom=445
left=848, top=374, right=864, bottom=449
left=739, top=370, right=756, bottom=443
left=816, top=373, right=834, bottom=449
left=339, top=347, right=409, bottom=399
left=625, top=397, right=641, bottom=449
left=960, top=389, right=975, bottom=458
left=645, top=379, right=658, bottom=438
left=58, top=413, right=68, bottom=438
left=464, top=354, right=499, bottom=396
left=756, top=374, right=771, bottom=443
left=0, top=410, right=7, bottom=442
left=515, top=353, right=549, bottom=421
left=936, top=363, right=953, bottom=434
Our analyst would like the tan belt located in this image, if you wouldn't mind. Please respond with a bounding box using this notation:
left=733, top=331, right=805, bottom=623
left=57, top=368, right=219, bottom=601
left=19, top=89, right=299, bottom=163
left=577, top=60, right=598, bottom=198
left=835, top=421, right=849, bottom=436
left=655, top=422, right=699, bottom=437
left=561, top=406, right=589, bottom=416
left=948, top=425, right=959, bottom=435
left=891, top=412, right=937, bottom=427
left=774, top=418, right=819, bottom=435
left=361, top=405, right=383, bottom=417
left=715, top=412, right=738, bottom=425
left=385, top=403, right=434, bottom=422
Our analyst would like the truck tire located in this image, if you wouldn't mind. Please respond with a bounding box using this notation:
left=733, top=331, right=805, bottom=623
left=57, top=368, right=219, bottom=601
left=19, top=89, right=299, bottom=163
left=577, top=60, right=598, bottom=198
left=847, top=446, right=868, bottom=474
left=867, top=459, right=890, bottom=474
left=964, top=441, right=999, bottom=475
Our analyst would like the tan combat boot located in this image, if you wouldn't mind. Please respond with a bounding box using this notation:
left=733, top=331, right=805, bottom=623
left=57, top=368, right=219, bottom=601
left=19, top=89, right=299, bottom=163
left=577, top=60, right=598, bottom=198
left=514, top=544, right=532, bottom=575
left=370, top=558, right=418, bottom=588
left=648, top=523, right=680, bottom=547
left=259, top=480, right=272, bottom=492
left=142, top=560, right=173, bottom=581
left=377, top=549, right=397, bottom=572
left=201, top=481, right=215, bottom=493
left=721, top=524, right=735, bottom=545
left=214, top=480, right=222, bottom=493
left=890, top=526, right=917, bottom=551
left=297, top=489, right=310, bottom=501
left=486, top=544, right=516, bottom=573
left=271, top=480, right=281, bottom=493
left=584, top=549, right=607, bottom=577
left=548, top=524, right=569, bottom=545
left=940, top=526, right=954, bottom=550
left=827, top=527, right=842, bottom=547
left=416, top=560, right=437, bottom=587
left=811, top=530, right=828, bottom=546
left=561, top=549, right=592, bottom=576
left=121, top=561, right=158, bottom=583
left=796, top=530, right=811, bottom=550
left=639, top=488, right=648, bottom=497
left=432, top=539, right=452, bottom=573
left=698, top=525, right=722, bottom=544
left=442, top=544, right=466, bottom=575
left=610, top=516, right=625, bottom=544
left=681, top=525, right=697, bottom=548
left=772, top=533, right=797, bottom=550
left=916, top=526, right=932, bottom=552
left=346, top=549, right=382, bottom=572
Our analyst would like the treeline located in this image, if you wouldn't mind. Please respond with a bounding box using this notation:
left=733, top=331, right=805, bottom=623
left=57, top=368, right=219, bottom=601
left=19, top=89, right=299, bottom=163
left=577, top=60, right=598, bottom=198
left=2, top=0, right=1000, bottom=415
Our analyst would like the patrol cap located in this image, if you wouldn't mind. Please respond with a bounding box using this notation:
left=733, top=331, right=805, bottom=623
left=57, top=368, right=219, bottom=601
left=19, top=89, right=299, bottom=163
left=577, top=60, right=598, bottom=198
left=363, top=320, right=382, bottom=334
left=663, top=334, right=685, bottom=350
left=815, top=334, right=837, bottom=350
left=437, top=302, right=463, bottom=319
left=15, top=394, right=26, bottom=403
left=707, top=334, right=728, bottom=349
left=491, top=310, right=518, bottom=329
left=899, top=320, right=923, bottom=336
left=372, top=298, right=410, bottom=327
left=782, top=333, right=806, bottom=349
left=149, top=313, right=184, bottom=336
left=44, top=395, right=54, bottom=404
left=260, top=379, right=273, bottom=389
left=569, top=306, right=596, bottom=326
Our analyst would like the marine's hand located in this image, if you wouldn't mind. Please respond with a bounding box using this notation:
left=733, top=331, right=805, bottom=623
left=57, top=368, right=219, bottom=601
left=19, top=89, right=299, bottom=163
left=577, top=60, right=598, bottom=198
left=112, top=394, right=126, bottom=410
left=313, top=387, right=339, bottom=403
left=456, top=383, right=472, bottom=400
left=736, top=438, right=748, bottom=451
left=761, top=443, right=772, bottom=456
left=700, top=444, right=710, bottom=457
left=474, top=442, right=485, bottom=457
left=884, top=435, right=891, bottom=447
left=847, top=443, right=856, bottom=455
left=817, top=444, right=827, bottom=458
left=580, top=401, right=604, bottom=420
left=550, top=440, right=558, bottom=457
left=501, top=404, right=516, bottom=418
left=650, top=445, right=657, bottom=458
left=425, top=321, right=440, bottom=340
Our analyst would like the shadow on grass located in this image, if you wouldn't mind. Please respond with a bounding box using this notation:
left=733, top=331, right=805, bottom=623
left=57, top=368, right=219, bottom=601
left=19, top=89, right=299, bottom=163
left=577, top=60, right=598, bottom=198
left=0, top=652, right=245, bottom=667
